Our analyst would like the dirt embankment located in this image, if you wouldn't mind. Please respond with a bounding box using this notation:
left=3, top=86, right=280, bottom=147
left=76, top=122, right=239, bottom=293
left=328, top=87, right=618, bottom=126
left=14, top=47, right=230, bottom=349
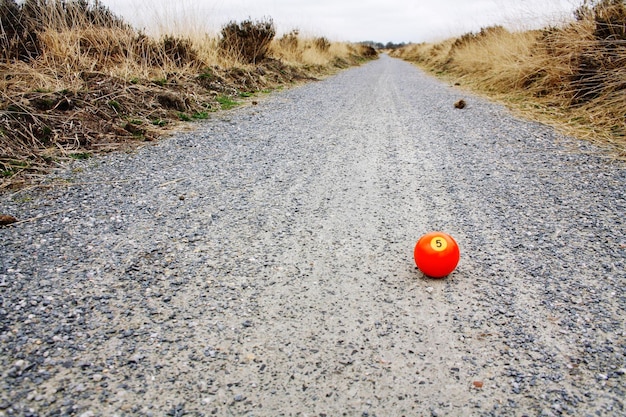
left=0, top=0, right=377, bottom=189
left=391, top=0, right=626, bottom=157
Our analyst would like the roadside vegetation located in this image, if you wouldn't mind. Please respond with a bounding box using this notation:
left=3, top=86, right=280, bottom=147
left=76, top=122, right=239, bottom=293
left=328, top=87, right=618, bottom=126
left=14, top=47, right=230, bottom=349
left=392, top=0, right=625, bottom=157
left=0, top=0, right=377, bottom=188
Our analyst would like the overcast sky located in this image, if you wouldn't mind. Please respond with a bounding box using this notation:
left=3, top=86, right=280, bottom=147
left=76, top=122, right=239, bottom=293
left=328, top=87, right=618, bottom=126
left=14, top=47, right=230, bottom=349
left=99, top=0, right=581, bottom=43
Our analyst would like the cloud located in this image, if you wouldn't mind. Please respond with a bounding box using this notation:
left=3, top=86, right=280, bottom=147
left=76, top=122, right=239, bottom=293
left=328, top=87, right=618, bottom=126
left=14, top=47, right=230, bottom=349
left=100, top=0, right=579, bottom=43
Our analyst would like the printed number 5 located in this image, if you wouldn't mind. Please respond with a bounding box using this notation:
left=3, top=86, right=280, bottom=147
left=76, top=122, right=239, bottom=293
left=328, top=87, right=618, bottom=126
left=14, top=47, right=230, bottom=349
left=431, top=237, right=448, bottom=251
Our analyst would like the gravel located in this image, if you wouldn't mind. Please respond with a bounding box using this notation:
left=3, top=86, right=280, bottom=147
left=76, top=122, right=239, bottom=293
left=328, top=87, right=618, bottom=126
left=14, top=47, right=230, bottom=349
left=1, top=54, right=625, bottom=416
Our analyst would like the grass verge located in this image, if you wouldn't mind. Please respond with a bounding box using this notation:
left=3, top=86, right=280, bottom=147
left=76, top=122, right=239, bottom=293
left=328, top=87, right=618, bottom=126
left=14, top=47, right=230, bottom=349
left=391, top=0, right=625, bottom=158
left=0, top=1, right=377, bottom=189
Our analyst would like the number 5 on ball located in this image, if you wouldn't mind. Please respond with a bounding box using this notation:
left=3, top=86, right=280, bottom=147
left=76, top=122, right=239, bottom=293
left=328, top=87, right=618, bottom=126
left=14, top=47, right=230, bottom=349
left=414, top=231, right=460, bottom=278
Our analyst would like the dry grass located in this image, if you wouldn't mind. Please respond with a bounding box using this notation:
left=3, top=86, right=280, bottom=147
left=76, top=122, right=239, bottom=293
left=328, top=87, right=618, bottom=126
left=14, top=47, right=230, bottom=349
left=273, top=36, right=374, bottom=68
left=0, top=0, right=377, bottom=189
left=392, top=0, right=626, bottom=158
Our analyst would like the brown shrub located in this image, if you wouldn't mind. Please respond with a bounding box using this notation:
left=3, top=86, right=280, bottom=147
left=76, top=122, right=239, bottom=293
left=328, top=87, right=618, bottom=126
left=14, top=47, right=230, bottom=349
left=219, top=18, right=276, bottom=64
left=162, top=35, right=198, bottom=67
left=278, top=29, right=299, bottom=52
left=0, top=0, right=129, bottom=62
left=570, top=0, right=626, bottom=104
left=359, top=45, right=377, bottom=57
left=313, top=37, right=331, bottom=52
left=0, top=0, right=39, bottom=61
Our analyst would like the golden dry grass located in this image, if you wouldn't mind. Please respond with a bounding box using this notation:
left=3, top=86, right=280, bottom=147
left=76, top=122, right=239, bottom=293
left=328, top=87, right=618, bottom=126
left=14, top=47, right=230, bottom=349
left=271, top=32, right=374, bottom=68
left=392, top=1, right=625, bottom=157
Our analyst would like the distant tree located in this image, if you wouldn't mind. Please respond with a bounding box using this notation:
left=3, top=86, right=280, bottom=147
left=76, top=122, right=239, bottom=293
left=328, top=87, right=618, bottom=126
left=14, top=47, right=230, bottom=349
left=359, top=41, right=385, bottom=49
left=384, top=41, right=407, bottom=50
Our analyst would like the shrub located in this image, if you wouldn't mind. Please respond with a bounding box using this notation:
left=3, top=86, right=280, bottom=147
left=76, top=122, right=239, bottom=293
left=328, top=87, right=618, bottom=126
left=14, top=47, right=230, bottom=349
left=359, top=44, right=377, bottom=57
left=162, top=35, right=198, bottom=67
left=0, top=0, right=129, bottom=62
left=278, top=29, right=299, bottom=52
left=219, top=18, right=276, bottom=64
left=21, top=0, right=127, bottom=30
left=313, top=37, right=331, bottom=52
left=0, top=0, right=38, bottom=61
left=570, top=0, right=626, bottom=104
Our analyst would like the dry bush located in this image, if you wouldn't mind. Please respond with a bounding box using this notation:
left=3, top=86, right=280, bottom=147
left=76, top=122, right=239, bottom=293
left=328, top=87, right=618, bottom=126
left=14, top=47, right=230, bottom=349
left=218, top=18, right=276, bottom=64
left=357, top=44, right=378, bottom=58
left=278, top=29, right=299, bottom=52
left=568, top=0, right=626, bottom=104
left=21, top=0, right=127, bottom=29
left=0, top=0, right=35, bottom=61
left=272, top=30, right=303, bottom=63
left=159, top=35, right=199, bottom=67
left=392, top=0, right=625, bottom=154
left=313, top=36, right=331, bottom=52
left=0, top=0, right=128, bottom=61
left=301, top=39, right=343, bottom=66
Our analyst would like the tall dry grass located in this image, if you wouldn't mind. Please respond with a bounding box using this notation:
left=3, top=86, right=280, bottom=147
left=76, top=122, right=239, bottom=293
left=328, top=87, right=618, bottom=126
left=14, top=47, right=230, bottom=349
left=392, top=0, right=625, bottom=156
left=272, top=32, right=375, bottom=68
left=0, top=0, right=377, bottom=187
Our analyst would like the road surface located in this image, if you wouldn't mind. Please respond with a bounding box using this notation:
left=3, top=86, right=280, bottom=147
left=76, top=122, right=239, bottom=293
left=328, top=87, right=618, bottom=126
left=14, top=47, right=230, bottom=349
left=1, top=55, right=625, bottom=416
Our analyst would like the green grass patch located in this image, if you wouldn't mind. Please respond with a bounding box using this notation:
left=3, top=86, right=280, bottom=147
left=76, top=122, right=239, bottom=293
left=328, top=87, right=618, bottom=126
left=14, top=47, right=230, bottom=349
left=152, top=119, right=167, bottom=127
left=239, top=91, right=254, bottom=98
left=178, top=113, right=192, bottom=122
left=192, top=112, right=209, bottom=120
left=2, top=160, right=29, bottom=177
left=198, top=68, right=214, bottom=81
left=108, top=100, right=121, bottom=111
left=216, top=96, right=239, bottom=110
left=40, top=126, right=52, bottom=143
left=69, top=152, right=92, bottom=160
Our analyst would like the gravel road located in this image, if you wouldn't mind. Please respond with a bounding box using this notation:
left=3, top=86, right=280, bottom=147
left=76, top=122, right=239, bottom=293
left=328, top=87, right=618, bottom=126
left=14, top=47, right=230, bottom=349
left=1, top=55, right=625, bottom=417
